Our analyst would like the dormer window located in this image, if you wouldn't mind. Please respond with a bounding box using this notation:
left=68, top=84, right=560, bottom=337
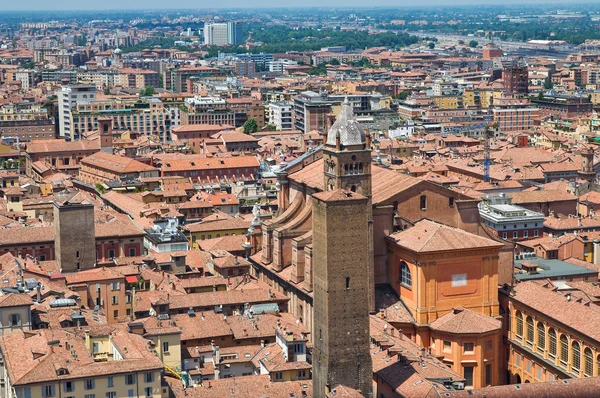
left=56, top=368, right=69, bottom=376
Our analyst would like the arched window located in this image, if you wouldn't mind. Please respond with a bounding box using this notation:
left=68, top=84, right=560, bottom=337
left=537, top=322, right=545, bottom=354
left=400, top=261, right=412, bottom=287
left=584, top=347, right=593, bottom=377
left=515, top=311, right=523, bottom=338
left=560, top=335, right=569, bottom=366
left=572, top=341, right=581, bottom=372
left=548, top=328, right=557, bottom=358
left=526, top=317, right=534, bottom=347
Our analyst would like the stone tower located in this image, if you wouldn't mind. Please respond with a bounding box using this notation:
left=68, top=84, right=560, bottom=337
left=312, top=98, right=373, bottom=397
left=99, top=117, right=113, bottom=154
left=54, top=197, right=96, bottom=273
left=322, top=98, right=374, bottom=311
left=578, top=146, right=596, bottom=183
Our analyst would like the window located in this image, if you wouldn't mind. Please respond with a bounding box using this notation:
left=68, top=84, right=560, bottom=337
left=85, top=379, right=95, bottom=390
left=502, top=232, right=507, bottom=239
left=24, top=388, right=31, bottom=398
left=293, top=344, right=304, bottom=354
left=420, top=195, right=427, bottom=210
left=548, top=374, right=554, bottom=382
left=93, top=342, right=99, bottom=353
left=145, top=387, right=153, bottom=397
left=106, top=393, right=116, bottom=398
left=111, top=296, right=118, bottom=305
left=145, top=372, right=155, bottom=383
left=560, top=335, right=569, bottom=366
left=110, top=282, right=120, bottom=291
left=534, top=230, right=539, bottom=237
left=443, top=341, right=452, bottom=353
left=572, top=341, right=581, bottom=372
left=537, top=368, right=543, bottom=380
left=537, top=323, right=545, bottom=354
left=9, top=313, right=21, bottom=327
left=524, top=230, right=529, bottom=238
left=128, top=390, right=134, bottom=398
left=274, top=371, right=283, bottom=380
left=113, top=310, right=118, bottom=319
left=108, top=249, right=115, bottom=259
left=107, top=377, right=114, bottom=387
left=463, top=342, right=474, bottom=353
left=526, top=317, right=534, bottom=347
left=400, top=261, right=412, bottom=287
left=297, top=369, right=307, bottom=379
left=585, top=348, right=593, bottom=377
left=449, top=197, right=454, bottom=207
left=125, top=374, right=136, bottom=385
left=44, top=385, right=55, bottom=397
left=64, top=381, right=74, bottom=392
left=485, top=364, right=492, bottom=386
left=513, top=231, right=518, bottom=239
left=345, top=277, right=350, bottom=289
left=163, top=342, right=169, bottom=353
left=129, top=247, right=136, bottom=256
left=549, top=329, right=557, bottom=358
left=515, top=353, right=521, bottom=366
left=515, top=311, right=523, bottom=337
left=463, top=366, right=474, bottom=387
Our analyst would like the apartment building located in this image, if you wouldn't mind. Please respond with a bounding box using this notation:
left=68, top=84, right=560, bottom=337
left=71, top=98, right=172, bottom=141
left=0, top=102, right=55, bottom=141
left=57, top=84, right=97, bottom=139
left=79, top=151, right=160, bottom=185
left=293, top=91, right=334, bottom=134
left=181, top=96, right=235, bottom=126
left=493, top=96, right=538, bottom=134
left=0, top=326, right=163, bottom=398
left=268, top=102, right=293, bottom=130
left=479, top=194, right=545, bottom=241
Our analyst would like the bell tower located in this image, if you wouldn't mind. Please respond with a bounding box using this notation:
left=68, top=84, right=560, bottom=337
left=322, top=98, right=374, bottom=312
left=312, top=98, right=373, bottom=397
left=99, top=117, right=113, bottom=154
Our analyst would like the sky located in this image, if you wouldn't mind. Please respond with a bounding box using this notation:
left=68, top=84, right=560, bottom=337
left=2, top=0, right=597, bottom=11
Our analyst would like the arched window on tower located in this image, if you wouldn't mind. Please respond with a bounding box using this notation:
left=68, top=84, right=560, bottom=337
left=420, top=195, right=427, bottom=210
left=400, top=261, right=412, bottom=288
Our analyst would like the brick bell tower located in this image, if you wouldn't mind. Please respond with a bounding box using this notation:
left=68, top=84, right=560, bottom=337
left=312, top=98, right=373, bottom=397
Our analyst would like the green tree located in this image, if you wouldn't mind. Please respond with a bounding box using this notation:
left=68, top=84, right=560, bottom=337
left=158, top=74, right=164, bottom=89
left=428, top=41, right=435, bottom=49
left=95, top=183, right=107, bottom=194
left=103, top=88, right=110, bottom=95
left=469, top=40, right=479, bottom=48
left=140, top=86, right=155, bottom=96
left=243, top=118, right=259, bottom=134
left=267, top=124, right=277, bottom=131
left=543, top=80, right=553, bottom=90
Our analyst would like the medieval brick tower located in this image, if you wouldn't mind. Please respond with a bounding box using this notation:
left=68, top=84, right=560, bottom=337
left=54, top=197, right=96, bottom=273
left=99, top=117, right=113, bottom=154
left=312, top=98, right=373, bottom=397
left=578, top=146, right=596, bottom=183
left=321, top=97, right=374, bottom=311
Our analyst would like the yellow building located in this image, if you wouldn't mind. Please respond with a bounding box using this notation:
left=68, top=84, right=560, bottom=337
left=0, top=326, right=164, bottom=398
left=184, top=218, right=250, bottom=248
left=0, top=294, right=32, bottom=336
left=432, top=95, right=460, bottom=109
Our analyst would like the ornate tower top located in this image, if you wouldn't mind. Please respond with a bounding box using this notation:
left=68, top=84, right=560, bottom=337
left=325, top=97, right=366, bottom=149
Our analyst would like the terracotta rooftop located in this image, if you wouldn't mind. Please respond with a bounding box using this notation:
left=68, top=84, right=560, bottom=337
left=429, top=308, right=501, bottom=334
left=387, top=219, right=503, bottom=253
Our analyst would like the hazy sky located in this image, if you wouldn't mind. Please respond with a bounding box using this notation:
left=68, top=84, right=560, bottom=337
left=2, top=0, right=593, bottom=11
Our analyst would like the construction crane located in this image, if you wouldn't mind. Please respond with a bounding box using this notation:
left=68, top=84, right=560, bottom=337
left=483, top=122, right=498, bottom=183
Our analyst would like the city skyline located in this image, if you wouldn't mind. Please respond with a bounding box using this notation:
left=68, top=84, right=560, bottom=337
left=4, top=0, right=600, bottom=11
